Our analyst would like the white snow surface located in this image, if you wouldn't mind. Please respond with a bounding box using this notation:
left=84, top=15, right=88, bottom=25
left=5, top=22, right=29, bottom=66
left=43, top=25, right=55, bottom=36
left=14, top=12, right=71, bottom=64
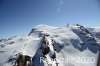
left=0, top=24, right=100, bottom=66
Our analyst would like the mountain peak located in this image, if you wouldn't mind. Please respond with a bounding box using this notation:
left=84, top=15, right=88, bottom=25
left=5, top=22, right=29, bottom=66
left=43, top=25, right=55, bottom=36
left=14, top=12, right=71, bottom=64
left=33, top=24, right=59, bottom=29
left=0, top=24, right=100, bottom=66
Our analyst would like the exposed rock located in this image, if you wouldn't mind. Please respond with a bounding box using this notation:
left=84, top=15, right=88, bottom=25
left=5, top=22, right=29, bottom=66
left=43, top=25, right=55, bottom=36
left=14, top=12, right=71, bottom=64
left=97, top=52, right=100, bottom=66
left=15, top=54, right=32, bottom=66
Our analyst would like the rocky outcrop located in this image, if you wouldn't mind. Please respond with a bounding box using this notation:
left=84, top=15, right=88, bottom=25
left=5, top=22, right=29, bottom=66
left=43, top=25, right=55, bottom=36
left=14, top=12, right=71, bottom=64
left=14, top=54, right=32, bottom=66
left=97, top=52, right=100, bottom=66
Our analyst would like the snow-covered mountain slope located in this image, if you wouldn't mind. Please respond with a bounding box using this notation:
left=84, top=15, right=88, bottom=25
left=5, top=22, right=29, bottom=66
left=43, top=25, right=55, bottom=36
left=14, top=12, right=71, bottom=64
left=0, top=24, right=100, bottom=66
left=88, top=27, right=100, bottom=39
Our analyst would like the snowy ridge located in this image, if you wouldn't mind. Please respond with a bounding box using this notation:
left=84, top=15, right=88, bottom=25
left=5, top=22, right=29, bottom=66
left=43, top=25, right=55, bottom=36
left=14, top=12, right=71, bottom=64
left=88, top=27, right=100, bottom=40
left=0, top=24, right=100, bottom=66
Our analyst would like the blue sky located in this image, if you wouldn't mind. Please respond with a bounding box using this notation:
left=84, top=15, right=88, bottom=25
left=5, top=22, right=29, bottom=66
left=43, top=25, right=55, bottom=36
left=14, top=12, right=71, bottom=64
left=0, top=0, right=100, bottom=38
